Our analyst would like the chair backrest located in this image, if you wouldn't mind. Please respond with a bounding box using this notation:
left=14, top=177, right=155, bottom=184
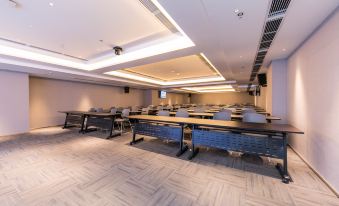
left=177, top=108, right=187, bottom=112
left=213, top=111, right=232, bottom=121
left=242, top=108, right=256, bottom=114
left=194, top=107, right=205, bottom=113
left=242, top=113, right=267, bottom=123
left=157, top=106, right=163, bottom=110
left=141, top=108, right=149, bottom=115
left=95, top=108, right=103, bottom=112
left=132, top=106, right=139, bottom=111
left=88, top=108, right=96, bottom=112
left=121, top=109, right=130, bottom=118
left=220, top=109, right=232, bottom=114
left=175, top=110, right=189, bottom=118
left=148, top=105, right=154, bottom=109
left=158, top=110, right=170, bottom=116
left=110, top=108, right=117, bottom=114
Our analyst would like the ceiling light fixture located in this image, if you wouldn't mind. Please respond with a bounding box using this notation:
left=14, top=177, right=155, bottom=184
left=105, top=52, right=225, bottom=86
left=49, top=2, right=54, bottom=6
left=199, top=89, right=235, bottom=93
left=234, top=9, right=239, bottom=13
left=105, top=70, right=225, bottom=86
left=237, top=12, right=244, bottom=18
left=181, top=85, right=236, bottom=93
left=0, top=43, right=87, bottom=69
left=182, top=85, right=234, bottom=91
left=8, top=0, right=19, bottom=8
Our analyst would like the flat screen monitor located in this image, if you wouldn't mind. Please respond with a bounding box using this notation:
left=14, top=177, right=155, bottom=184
left=159, top=90, right=167, bottom=99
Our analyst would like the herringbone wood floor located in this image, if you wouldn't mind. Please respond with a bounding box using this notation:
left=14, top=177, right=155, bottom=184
left=0, top=127, right=338, bottom=206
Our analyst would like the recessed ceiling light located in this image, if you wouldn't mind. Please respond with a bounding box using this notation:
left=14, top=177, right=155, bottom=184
left=171, top=70, right=175, bottom=73
left=49, top=2, right=54, bottom=7
left=237, top=12, right=244, bottom=18
left=176, top=73, right=180, bottom=76
left=8, top=0, right=19, bottom=8
left=282, top=48, right=286, bottom=51
left=239, top=56, right=243, bottom=58
left=234, top=9, right=239, bottom=13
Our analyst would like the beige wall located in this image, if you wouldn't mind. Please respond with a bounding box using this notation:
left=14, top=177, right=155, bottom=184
left=191, top=92, right=254, bottom=105
left=266, top=66, right=273, bottom=114
left=259, top=60, right=287, bottom=124
left=255, top=87, right=267, bottom=109
left=0, top=70, right=29, bottom=136
left=287, top=8, right=339, bottom=192
left=144, top=90, right=189, bottom=106
left=29, top=77, right=145, bottom=129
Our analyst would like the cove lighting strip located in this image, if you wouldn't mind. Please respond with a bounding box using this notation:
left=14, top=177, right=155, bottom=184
left=105, top=70, right=225, bottom=86
left=181, top=85, right=236, bottom=93
left=105, top=51, right=225, bottom=86
left=0, top=0, right=194, bottom=71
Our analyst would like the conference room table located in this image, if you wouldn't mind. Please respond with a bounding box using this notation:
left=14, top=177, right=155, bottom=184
left=167, top=112, right=280, bottom=123
left=60, top=111, right=121, bottom=138
left=128, top=115, right=303, bottom=183
left=174, top=109, right=270, bottom=115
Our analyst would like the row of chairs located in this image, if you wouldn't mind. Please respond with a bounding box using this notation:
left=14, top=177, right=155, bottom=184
left=158, top=109, right=266, bottom=123
left=88, top=107, right=132, bottom=134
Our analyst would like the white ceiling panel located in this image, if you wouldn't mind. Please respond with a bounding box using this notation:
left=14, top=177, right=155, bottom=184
left=0, top=0, right=169, bottom=59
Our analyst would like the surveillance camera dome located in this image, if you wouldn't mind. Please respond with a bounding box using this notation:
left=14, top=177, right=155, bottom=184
left=113, top=46, right=123, bottom=55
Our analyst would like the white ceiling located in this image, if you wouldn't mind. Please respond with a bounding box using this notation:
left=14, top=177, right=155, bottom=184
left=125, top=54, right=218, bottom=81
left=0, top=0, right=169, bottom=59
left=0, top=0, right=338, bottom=89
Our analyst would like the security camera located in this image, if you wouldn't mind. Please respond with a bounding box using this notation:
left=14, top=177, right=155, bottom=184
left=113, top=46, right=123, bottom=55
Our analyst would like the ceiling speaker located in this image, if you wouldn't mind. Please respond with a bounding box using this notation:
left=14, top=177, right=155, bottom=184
left=124, top=87, right=129, bottom=93
left=257, top=73, right=267, bottom=87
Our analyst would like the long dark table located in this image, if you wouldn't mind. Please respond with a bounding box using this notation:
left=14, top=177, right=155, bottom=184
left=128, top=115, right=303, bottom=183
left=60, top=111, right=121, bottom=138
left=167, top=112, right=280, bottom=123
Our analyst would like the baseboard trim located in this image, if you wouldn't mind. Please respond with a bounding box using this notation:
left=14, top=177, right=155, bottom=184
left=289, top=144, right=339, bottom=198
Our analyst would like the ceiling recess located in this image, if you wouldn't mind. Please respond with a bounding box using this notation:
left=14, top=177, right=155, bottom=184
left=247, top=0, right=291, bottom=90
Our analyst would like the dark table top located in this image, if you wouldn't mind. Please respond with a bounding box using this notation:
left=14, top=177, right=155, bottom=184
left=128, top=115, right=303, bottom=134
left=167, top=112, right=281, bottom=120
left=59, top=111, right=120, bottom=117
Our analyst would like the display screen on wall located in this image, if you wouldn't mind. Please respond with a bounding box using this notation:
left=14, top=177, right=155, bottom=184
left=159, top=90, right=167, bottom=99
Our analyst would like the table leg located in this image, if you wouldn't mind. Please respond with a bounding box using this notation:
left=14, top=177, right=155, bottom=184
left=188, top=125, right=199, bottom=160
left=176, top=124, right=188, bottom=157
left=107, top=116, right=121, bottom=139
left=79, top=114, right=86, bottom=133
left=62, top=113, right=69, bottom=129
left=129, top=121, right=144, bottom=145
left=276, top=133, right=292, bottom=183
left=188, top=146, right=199, bottom=160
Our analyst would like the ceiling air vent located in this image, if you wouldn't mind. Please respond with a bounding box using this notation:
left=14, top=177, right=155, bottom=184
left=264, top=18, right=283, bottom=33
left=138, top=0, right=178, bottom=33
left=247, top=0, right=291, bottom=90
left=269, top=0, right=291, bottom=17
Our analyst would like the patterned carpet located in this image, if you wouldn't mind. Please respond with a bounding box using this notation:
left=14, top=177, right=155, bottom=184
left=0, top=127, right=338, bottom=206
